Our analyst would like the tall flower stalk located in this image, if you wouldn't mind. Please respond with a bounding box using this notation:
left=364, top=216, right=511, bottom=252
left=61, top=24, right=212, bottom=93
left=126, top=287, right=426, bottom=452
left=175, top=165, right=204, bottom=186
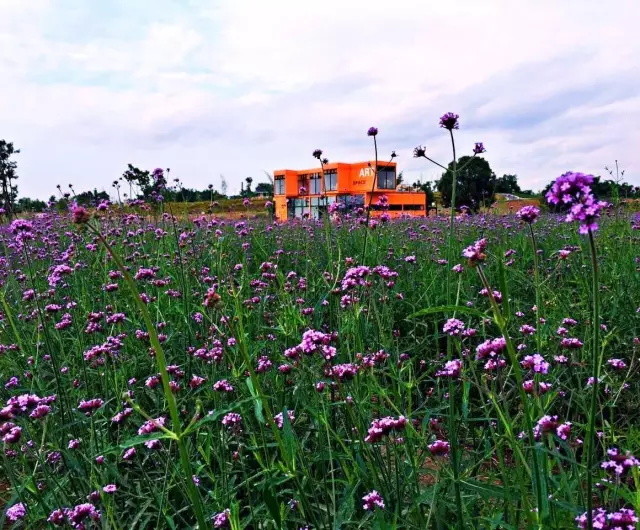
left=360, top=127, right=379, bottom=264
left=413, top=114, right=484, bottom=528
left=546, top=172, right=608, bottom=529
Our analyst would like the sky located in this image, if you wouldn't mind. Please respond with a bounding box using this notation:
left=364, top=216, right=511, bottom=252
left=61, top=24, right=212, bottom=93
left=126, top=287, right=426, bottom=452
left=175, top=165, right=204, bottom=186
left=1, top=0, right=639, bottom=200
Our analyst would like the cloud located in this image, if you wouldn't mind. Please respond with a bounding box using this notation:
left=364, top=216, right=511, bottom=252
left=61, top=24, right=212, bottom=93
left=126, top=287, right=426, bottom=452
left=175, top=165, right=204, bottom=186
left=1, top=0, right=639, bottom=199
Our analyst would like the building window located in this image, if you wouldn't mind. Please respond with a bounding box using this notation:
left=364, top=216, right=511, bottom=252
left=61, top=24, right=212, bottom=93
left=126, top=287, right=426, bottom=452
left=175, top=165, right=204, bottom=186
left=310, top=172, right=322, bottom=194
left=403, top=204, right=424, bottom=211
left=324, top=170, right=337, bottom=191
left=377, top=166, right=396, bottom=189
left=337, top=194, right=365, bottom=210
left=274, top=177, right=285, bottom=195
left=298, top=174, right=309, bottom=194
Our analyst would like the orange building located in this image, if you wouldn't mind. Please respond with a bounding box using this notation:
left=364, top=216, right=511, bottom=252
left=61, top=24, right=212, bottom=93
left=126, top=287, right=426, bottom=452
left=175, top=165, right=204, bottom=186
left=273, top=161, right=427, bottom=220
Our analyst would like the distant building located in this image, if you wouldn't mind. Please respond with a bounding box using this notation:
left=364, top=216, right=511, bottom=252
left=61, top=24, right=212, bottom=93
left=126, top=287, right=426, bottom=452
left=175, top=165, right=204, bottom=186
left=273, top=161, right=427, bottom=220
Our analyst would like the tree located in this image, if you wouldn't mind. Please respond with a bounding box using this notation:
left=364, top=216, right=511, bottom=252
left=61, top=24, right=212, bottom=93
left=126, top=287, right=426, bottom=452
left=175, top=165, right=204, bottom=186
left=75, top=189, right=110, bottom=206
left=16, top=197, right=47, bottom=213
left=494, top=174, right=521, bottom=194
left=255, top=182, right=273, bottom=194
left=436, top=156, right=496, bottom=212
left=0, top=140, right=20, bottom=217
left=122, top=164, right=150, bottom=198
left=244, top=177, right=253, bottom=195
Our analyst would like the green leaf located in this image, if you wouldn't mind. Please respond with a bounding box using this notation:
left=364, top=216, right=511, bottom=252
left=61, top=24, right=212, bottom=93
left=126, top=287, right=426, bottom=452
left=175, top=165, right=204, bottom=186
left=408, top=305, right=488, bottom=320
left=460, top=479, right=517, bottom=500
left=281, top=407, right=296, bottom=470
left=334, top=483, right=357, bottom=528
left=262, top=481, right=282, bottom=528
left=246, top=377, right=265, bottom=423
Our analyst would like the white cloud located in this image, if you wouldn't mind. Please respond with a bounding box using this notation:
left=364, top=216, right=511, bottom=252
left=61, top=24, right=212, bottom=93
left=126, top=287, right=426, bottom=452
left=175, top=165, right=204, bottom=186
left=1, top=0, right=639, bottom=199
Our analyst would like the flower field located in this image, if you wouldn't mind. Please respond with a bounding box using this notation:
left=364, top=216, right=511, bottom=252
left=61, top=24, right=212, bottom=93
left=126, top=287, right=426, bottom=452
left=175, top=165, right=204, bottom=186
left=0, top=199, right=639, bottom=529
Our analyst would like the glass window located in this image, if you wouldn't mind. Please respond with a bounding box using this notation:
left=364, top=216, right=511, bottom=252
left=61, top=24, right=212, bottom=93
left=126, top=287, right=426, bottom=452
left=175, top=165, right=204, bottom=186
left=310, top=173, right=322, bottom=194
left=274, top=177, right=285, bottom=195
left=377, top=166, right=396, bottom=189
left=324, top=170, right=337, bottom=191
left=403, top=204, right=424, bottom=211
left=337, top=195, right=365, bottom=210
left=298, top=174, right=309, bottom=194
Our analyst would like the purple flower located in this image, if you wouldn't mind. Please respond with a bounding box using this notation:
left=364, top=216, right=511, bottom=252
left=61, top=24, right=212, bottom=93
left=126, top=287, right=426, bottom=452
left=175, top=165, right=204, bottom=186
left=516, top=205, right=540, bottom=224
left=312, top=149, right=323, bottom=159
left=520, top=353, right=550, bottom=374
left=428, top=439, right=451, bottom=456
left=439, top=112, right=459, bottom=130
left=576, top=507, right=638, bottom=529
left=362, top=490, right=385, bottom=510
left=546, top=171, right=608, bottom=234
left=77, top=398, right=104, bottom=415
left=546, top=172, right=594, bottom=205
left=221, top=412, right=243, bottom=431
left=6, top=502, right=27, bottom=522
left=328, top=363, right=357, bottom=381
left=443, top=318, right=466, bottom=336
left=473, top=142, right=486, bottom=154
left=462, top=238, right=488, bottom=265
left=212, top=509, right=231, bottom=528
left=367, top=127, right=378, bottom=137
left=274, top=410, right=295, bottom=429
left=364, top=416, right=407, bottom=443
left=103, top=484, right=117, bottom=494
left=137, top=416, right=166, bottom=435
left=70, top=203, right=91, bottom=224
left=601, top=448, right=640, bottom=476
left=435, top=359, right=463, bottom=378
left=413, top=145, right=427, bottom=158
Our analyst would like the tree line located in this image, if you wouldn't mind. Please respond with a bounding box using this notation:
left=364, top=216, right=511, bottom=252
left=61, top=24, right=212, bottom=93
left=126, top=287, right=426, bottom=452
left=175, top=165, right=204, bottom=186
left=1, top=139, right=638, bottom=215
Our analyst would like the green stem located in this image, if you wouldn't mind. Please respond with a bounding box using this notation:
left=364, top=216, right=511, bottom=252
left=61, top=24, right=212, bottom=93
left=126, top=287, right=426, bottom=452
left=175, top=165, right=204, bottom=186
left=477, top=266, right=546, bottom=526
left=90, top=224, right=208, bottom=529
left=585, top=230, right=601, bottom=529
left=361, top=136, right=379, bottom=265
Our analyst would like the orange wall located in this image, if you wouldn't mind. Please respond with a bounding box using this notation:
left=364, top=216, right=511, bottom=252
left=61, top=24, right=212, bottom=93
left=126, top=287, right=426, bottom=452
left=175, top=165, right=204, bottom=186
left=275, top=161, right=397, bottom=196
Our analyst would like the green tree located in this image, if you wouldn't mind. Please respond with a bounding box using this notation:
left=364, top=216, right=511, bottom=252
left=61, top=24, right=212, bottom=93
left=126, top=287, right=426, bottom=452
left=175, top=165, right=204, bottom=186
left=244, top=177, right=253, bottom=196
left=0, top=140, right=20, bottom=217
left=122, top=164, right=150, bottom=198
left=16, top=197, right=47, bottom=213
left=75, top=189, right=110, bottom=206
left=255, top=182, right=273, bottom=194
left=494, top=174, right=521, bottom=194
left=437, top=156, right=496, bottom=212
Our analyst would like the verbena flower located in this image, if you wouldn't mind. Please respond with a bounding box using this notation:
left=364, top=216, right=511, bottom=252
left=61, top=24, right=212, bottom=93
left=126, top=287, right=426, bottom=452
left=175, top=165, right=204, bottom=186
left=439, top=112, right=459, bottom=130
left=367, top=127, right=378, bottom=137
left=473, top=142, right=486, bottom=154
left=362, top=490, right=385, bottom=510
left=364, top=416, right=406, bottom=443
left=546, top=172, right=608, bottom=234
left=462, top=238, right=488, bottom=265
left=5, top=502, right=27, bottom=522
left=516, top=205, right=540, bottom=224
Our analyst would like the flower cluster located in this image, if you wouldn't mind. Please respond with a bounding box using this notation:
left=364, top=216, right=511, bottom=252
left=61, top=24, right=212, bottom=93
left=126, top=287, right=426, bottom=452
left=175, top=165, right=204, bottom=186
left=284, top=329, right=338, bottom=360
left=516, top=205, right=540, bottom=224
left=546, top=172, right=609, bottom=234
left=362, top=490, right=385, bottom=510
left=364, top=416, right=407, bottom=443
left=575, top=508, right=638, bottom=529
left=462, top=238, right=488, bottom=265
